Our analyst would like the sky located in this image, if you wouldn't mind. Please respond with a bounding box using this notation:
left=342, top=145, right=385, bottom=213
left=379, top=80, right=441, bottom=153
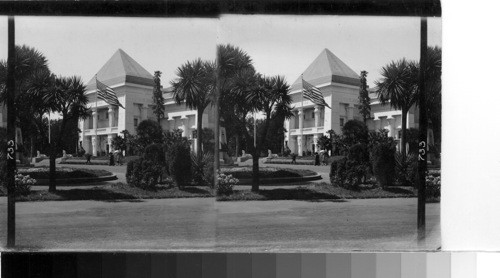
left=218, top=15, right=441, bottom=87
left=0, top=15, right=440, bottom=88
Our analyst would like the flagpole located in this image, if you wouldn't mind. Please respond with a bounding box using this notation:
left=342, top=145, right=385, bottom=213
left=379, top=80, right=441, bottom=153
left=300, top=74, right=304, bottom=156
left=95, top=75, right=98, bottom=155
left=301, top=74, right=304, bottom=108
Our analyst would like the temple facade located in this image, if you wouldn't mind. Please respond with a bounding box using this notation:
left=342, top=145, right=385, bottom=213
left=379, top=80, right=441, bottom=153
left=79, top=49, right=214, bottom=156
left=284, top=48, right=418, bottom=156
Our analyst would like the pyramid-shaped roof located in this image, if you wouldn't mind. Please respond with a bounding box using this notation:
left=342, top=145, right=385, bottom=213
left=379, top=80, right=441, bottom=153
left=291, top=48, right=360, bottom=91
left=86, top=49, right=154, bottom=90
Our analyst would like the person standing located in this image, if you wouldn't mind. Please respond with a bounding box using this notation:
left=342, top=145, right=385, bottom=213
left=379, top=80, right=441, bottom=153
left=85, top=153, right=91, bottom=164
left=109, top=151, right=115, bottom=166
left=314, top=152, right=320, bottom=166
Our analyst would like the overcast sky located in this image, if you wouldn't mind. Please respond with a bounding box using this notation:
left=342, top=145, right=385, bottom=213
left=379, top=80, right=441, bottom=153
left=0, top=15, right=441, bottom=88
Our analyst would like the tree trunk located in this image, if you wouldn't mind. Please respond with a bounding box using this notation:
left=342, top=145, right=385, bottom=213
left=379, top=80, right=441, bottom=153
left=49, top=144, right=56, bottom=192
left=401, top=108, right=408, bottom=160
left=197, top=107, right=204, bottom=160
left=235, top=134, right=240, bottom=157
left=251, top=150, right=260, bottom=192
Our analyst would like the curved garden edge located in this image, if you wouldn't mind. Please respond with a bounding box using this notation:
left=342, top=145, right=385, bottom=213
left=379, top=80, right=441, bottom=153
left=33, top=175, right=118, bottom=185
left=235, top=174, right=322, bottom=185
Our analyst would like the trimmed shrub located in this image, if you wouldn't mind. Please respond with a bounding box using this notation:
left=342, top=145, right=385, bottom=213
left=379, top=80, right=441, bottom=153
left=167, top=141, right=192, bottom=189
left=144, top=143, right=166, bottom=166
left=216, top=172, right=239, bottom=196
left=329, top=158, right=365, bottom=189
left=370, top=141, right=396, bottom=188
left=126, top=157, right=162, bottom=189
left=330, top=158, right=348, bottom=187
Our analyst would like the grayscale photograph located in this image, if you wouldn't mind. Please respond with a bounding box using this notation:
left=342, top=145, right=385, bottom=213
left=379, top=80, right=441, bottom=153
left=0, top=15, right=441, bottom=251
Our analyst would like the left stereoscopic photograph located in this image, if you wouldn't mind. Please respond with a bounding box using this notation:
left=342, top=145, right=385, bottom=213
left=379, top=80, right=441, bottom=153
left=0, top=14, right=441, bottom=251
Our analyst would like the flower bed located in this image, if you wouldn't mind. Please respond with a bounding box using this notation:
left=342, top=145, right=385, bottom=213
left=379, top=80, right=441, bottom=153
left=221, top=166, right=316, bottom=179
left=18, top=167, right=112, bottom=179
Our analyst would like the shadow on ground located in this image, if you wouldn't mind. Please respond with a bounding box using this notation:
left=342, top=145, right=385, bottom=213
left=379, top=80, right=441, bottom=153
left=383, top=187, right=416, bottom=195
left=181, top=187, right=213, bottom=194
left=25, top=189, right=144, bottom=203
left=259, top=188, right=343, bottom=200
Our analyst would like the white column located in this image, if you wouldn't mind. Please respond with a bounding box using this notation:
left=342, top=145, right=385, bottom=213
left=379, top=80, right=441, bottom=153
left=180, top=116, right=187, bottom=137
left=82, top=136, right=90, bottom=154
left=348, top=104, right=355, bottom=120
left=297, top=135, right=303, bottom=156
left=313, top=134, right=319, bottom=152
left=387, top=117, right=395, bottom=137
left=298, top=108, right=304, bottom=131
left=289, top=136, right=297, bottom=154
left=107, top=134, right=114, bottom=153
left=80, top=119, right=85, bottom=144
left=91, top=135, right=97, bottom=156
left=298, top=108, right=304, bottom=156
left=108, top=105, right=115, bottom=127
left=407, top=111, right=414, bottom=128
left=314, top=105, right=321, bottom=127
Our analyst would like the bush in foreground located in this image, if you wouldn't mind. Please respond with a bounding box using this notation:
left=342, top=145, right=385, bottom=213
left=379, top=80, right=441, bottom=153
left=15, top=173, right=36, bottom=196
left=191, top=152, right=214, bottom=188
left=329, top=158, right=365, bottom=189
left=370, top=141, right=396, bottom=188
left=426, top=171, right=441, bottom=199
left=167, top=141, right=192, bottom=189
left=126, top=157, right=163, bottom=189
left=216, top=172, right=239, bottom=196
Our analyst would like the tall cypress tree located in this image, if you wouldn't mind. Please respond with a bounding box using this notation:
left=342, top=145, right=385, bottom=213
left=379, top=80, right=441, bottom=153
left=152, top=71, right=165, bottom=123
left=358, top=70, right=371, bottom=123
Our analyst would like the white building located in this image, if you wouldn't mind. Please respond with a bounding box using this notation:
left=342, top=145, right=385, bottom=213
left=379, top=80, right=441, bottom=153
left=79, top=49, right=215, bottom=156
left=284, top=48, right=417, bottom=156
left=365, top=88, right=418, bottom=144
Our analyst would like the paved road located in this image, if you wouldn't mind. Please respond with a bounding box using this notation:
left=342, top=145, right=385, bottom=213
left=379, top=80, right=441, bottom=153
left=0, top=197, right=440, bottom=252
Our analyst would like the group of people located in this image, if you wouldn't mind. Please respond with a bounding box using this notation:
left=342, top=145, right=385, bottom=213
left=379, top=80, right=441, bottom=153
left=290, top=150, right=330, bottom=166
left=108, top=150, right=124, bottom=166
left=314, top=151, right=330, bottom=166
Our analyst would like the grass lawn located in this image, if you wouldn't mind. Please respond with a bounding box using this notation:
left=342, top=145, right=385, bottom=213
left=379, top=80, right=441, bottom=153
left=216, top=183, right=439, bottom=202
left=12, top=183, right=214, bottom=202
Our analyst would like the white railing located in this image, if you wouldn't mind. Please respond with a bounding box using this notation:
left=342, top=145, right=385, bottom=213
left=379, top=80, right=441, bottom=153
left=290, top=126, right=326, bottom=135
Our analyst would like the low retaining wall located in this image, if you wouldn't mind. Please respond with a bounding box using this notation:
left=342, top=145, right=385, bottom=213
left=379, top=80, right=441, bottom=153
left=34, top=175, right=118, bottom=185
left=59, top=160, right=110, bottom=165
left=236, top=174, right=322, bottom=185
left=264, top=159, right=315, bottom=165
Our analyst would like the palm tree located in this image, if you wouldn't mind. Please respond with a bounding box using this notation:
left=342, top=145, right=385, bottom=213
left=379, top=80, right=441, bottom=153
left=230, top=73, right=292, bottom=191
left=0, top=45, right=52, bottom=156
left=375, top=59, right=418, bottom=159
left=423, top=46, right=442, bottom=150
left=170, top=59, right=215, bottom=160
left=42, top=76, right=89, bottom=192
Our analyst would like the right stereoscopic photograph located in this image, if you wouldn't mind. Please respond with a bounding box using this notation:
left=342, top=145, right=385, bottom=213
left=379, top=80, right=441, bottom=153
left=214, top=15, right=441, bottom=251
left=0, top=14, right=441, bottom=252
